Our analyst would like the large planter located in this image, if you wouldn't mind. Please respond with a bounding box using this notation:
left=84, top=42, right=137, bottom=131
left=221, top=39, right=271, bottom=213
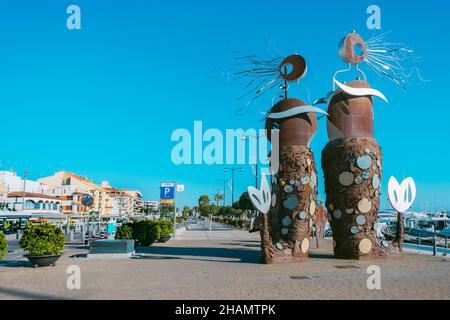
left=159, top=235, right=172, bottom=243
left=24, top=254, right=61, bottom=268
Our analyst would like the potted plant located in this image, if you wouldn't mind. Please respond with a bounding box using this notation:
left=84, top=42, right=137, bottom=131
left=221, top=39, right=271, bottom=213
left=114, top=224, right=133, bottom=240
left=159, top=221, right=172, bottom=243
left=19, top=223, right=65, bottom=268
left=0, top=232, right=7, bottom=261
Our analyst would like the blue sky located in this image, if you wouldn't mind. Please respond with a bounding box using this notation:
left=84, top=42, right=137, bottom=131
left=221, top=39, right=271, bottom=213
left=0, top=0, right=449, bottom=211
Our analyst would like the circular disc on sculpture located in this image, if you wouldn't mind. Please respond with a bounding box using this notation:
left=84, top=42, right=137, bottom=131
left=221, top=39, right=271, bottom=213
left=364, top=148, right=371, bottom=154
left=283, top=195, right=299, bottom=210
left=339, top=171, right=355, bottom=186
left=350, top=226, right=360, bottom=234
left=301, top=175, right=310, bottom=185
left=359, top=238, right=372, bottom=254
left=338, top=31, right=367, bottom=64
left=372, top=175, right=381, bottom=189
left=282, top=216, right=292, bottom=227
left=281, top=228, right=289, bottom=235
left=284, top=185, right=293, bottom=193
left=298, top=211, right=307, bottom=220
left=361, top=172, right=370, bottom=180
left=328, top=203, right=334, bottom=211
left=272, top=194, right=277, bottom=207
left=301, top=238, right=310, bottom=253
left=357, top=155, right=372, bottom=170
left=355, top=175, right=363, bottom=184
left=356, top=215, right=367, bottom=225
left=358, top=198, right=372, bottom=213
left=310, top=172, right=317, bottom=189
left=333, top=209, right=342, bottom=219
left=275, top=242, right=283, bottom=250
left=309, top=201, right=316, bottom=216
left=279, top=54, right=307, bottom=82
left=289, top=179, right=296, bottom=185
left=346, top=208, right=354, bottom=214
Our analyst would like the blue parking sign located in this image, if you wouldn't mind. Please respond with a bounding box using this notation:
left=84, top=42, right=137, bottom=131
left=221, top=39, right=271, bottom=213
left=160, top=182, right=175, bottom=203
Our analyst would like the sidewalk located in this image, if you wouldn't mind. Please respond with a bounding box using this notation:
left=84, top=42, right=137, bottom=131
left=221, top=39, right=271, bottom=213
left=174, top=221, right=260, bottom=241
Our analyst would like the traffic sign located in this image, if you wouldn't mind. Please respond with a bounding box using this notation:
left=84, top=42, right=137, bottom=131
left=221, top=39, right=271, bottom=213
left=160, top=182, right=175, bottom=204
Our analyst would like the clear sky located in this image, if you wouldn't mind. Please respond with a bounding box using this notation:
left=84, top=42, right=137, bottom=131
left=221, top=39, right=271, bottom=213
left=0, top=0, right=449, bottom=211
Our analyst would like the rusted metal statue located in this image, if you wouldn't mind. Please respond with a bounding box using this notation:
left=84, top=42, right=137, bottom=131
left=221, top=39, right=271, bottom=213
left=245, top=54, right=327, bottom=264
left=316, top=32, right=389, bottom=259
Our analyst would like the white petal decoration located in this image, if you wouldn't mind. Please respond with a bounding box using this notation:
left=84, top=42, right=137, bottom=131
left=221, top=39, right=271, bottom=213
left=247, top=174, right=271, bottom=214
left=334, top=79, right=388, bottom=103
left=301, top=238, right=310, bottom=253
left=268, top=105, right=328, bottom=119
left=388, top=176, right=416, bottom=213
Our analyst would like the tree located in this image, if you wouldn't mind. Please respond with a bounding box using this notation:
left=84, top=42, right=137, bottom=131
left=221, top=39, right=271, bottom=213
left=238, top=192, right=253, bottom=211
left=182, top=206, right=192, bottom=217
left=160, top=204, right=175, bottom=219
left=198, top=195, right=210, bottom=206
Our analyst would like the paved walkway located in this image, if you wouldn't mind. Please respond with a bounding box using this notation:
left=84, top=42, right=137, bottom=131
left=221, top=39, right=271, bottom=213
left=175, top=220, right=260, bottom=241
left=0, top=224, right=449, bottom=300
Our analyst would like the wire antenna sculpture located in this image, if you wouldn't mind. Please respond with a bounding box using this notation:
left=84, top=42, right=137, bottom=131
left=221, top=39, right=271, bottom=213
left=335, top=30, right=426, bottom=90
left=233, top=53, right=308, bottom=115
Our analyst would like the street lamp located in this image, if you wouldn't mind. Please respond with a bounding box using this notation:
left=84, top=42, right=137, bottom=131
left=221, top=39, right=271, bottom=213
left=242, top=133, right=265, bottom=188
left=223, top=167, right=243, bottom=206
left=21, top=169, right=29, bottom=212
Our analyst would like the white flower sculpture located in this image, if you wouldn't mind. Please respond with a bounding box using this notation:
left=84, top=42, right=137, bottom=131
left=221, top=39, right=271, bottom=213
left=248, top=174, right=271, bottom=214
left=388, top=176, right=416, bottom=213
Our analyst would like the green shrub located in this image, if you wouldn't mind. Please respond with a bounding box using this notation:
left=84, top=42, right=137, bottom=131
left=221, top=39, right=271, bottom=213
left=159, top=220, right=174, bottom=238
left=0, top=232, right=7, bottom=260
left=115, top=224, right=133, bottom=240
left=132, top=221, right=161, bottom=246
left=19, top=223, right=65, bottom=256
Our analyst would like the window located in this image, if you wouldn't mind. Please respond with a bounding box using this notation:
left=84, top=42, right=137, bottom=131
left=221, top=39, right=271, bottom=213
left=24, top=200, right=35, bottom=209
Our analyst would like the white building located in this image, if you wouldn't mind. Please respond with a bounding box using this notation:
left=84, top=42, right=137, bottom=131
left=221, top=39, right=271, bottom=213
left=0, top=170, right=49, bottom=209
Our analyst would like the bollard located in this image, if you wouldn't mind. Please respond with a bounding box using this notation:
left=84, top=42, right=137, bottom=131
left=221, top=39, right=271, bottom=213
left=432, top=234, right=437, bottom=256
left=418, top=234, right=421, bottom=246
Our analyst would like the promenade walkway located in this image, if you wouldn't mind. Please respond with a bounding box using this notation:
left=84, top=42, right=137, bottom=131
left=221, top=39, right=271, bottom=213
left=0, top=222, right=449, bottom=300
left=174, top=220, right=260, bottom=241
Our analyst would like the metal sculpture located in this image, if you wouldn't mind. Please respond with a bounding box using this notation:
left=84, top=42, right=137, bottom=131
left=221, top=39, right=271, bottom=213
left=245, top=54, right=327, bottom=264
left=388, top=176, right=416, bottom=252
left=316, top=31, right=390, bottom=259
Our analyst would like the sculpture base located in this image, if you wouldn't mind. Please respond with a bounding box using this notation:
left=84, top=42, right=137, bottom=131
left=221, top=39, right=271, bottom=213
left=322, top=137, right=386, bottom=260
left=261, top=145, right=317, bottom=264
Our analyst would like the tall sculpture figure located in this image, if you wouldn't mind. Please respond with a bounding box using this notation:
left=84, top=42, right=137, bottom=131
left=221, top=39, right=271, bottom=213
left=245, top=54, right=327, bottom=264
left=317, top=32, right=389, bottom=259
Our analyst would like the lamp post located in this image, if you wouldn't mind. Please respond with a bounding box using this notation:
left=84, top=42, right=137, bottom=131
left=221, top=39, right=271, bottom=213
left=242, top=133, right=265, bottom=188
left=223, top=167, right=243, bottom=206
left=21, top=169, right=29, bottom=211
